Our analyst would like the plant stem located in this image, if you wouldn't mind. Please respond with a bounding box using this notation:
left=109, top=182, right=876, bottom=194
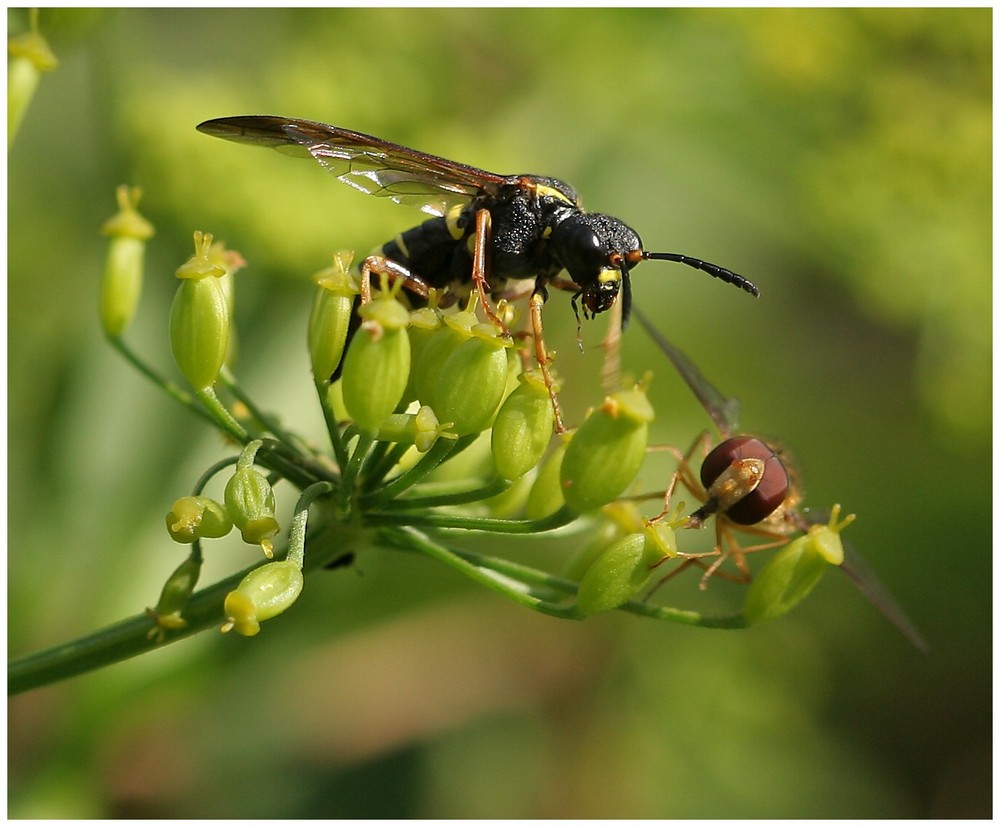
left=365, top=505, right=577, bottom=534
left=106, top=334, right=216, bottom=427
left=8, top=565, right=245, bottom=695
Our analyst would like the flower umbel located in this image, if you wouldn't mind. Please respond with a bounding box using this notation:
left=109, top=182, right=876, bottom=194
left=6, top=181, right=906, bottom=698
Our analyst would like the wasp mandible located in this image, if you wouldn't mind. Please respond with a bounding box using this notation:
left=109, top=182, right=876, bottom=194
left=198, top=116, right=759, bottom=430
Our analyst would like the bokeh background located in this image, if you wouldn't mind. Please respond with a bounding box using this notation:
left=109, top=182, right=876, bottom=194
left=8, top=8, right=990, bottom=818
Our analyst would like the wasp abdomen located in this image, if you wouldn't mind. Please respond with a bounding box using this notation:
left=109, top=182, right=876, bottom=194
left=380, top=213, right=475, bottom=292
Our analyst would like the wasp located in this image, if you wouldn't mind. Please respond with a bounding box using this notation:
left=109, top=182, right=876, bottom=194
left=197, top=116, right=759, bottom=430
left=633, top=306, right=928, bottom=651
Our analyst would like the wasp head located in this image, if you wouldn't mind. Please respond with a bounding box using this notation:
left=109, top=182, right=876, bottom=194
left=551, top=213, right=642, bottom=326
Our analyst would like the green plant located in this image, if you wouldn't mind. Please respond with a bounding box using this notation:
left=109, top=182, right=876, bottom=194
left=7, top=183, right=876, bottom=696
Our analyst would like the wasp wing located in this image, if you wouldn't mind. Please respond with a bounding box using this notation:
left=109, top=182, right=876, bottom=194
left=197, top=115, right=514, bottom=217
left=632, top=306, right=741, bottom=436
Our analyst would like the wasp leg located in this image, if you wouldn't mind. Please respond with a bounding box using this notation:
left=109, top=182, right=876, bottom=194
left=528, top=292, right=567, bottom=434
left=329, top=256, right=433, bottom=383
left=470, top=209, right=512, bottom=337
left=359, top=255, right=431, bottom=304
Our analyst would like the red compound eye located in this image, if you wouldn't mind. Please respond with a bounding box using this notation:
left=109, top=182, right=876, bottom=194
left=700, top=436, right=790, bottom=525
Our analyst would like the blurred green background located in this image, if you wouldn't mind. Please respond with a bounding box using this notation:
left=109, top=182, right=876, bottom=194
left=8, top=8, right=990, bottom=818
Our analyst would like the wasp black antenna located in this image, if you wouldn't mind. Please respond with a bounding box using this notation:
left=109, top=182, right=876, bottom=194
left=642, top=251, right=760, bottom=298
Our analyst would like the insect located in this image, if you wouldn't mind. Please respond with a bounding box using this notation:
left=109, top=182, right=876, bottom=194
left=197, top=116, right=759, bottom=430
left=633, top=306, right=927, bottom=651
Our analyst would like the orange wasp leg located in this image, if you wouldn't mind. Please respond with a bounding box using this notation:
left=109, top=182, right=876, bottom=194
left=359, top=254, right=431, bottom=304
left=529, top=292, right=567, bottom=434
left=469, top=208, right=512, bottom=336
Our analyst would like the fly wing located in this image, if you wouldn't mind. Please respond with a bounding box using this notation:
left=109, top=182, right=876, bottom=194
left=198, top=115, right=515, bottom=217
left=839, top=541, right=928, bottom=653
left=632, top=306, right=741, bottom=436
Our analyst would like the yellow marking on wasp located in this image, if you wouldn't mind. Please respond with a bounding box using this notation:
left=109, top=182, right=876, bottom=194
left=533, top=183, right=575, bottom=204
left=597, top=268, right=622, bottom=284
left=445, top=204, right=465, bottom=240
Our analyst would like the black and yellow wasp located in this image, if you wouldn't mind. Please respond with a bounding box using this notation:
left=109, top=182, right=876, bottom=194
left=197, top=115, right=759, bottom=428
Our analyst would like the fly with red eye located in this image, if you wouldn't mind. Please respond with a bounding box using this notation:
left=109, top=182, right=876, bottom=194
left=633, top=306, right=927, bottom=651
left=197, top=115, right=759, bottom=431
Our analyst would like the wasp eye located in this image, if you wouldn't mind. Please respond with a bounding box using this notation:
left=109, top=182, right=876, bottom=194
left=700, top=436, right=790, bottom=525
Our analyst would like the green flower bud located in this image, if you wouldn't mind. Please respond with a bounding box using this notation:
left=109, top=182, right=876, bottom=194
left=98, top=186, right=155, bottom=337
left=165, top=496, right=233, bottom=544
left=207, top=240, right=244, bottom=369
left=431, top=323, right=510, bottom=436
left=400, top=306, right=443, bottom=406
left=307, top=251, right=359, bottom=382
left=146, top=555, right=202, bottom=640
left=559, top=385, right=653, bottom=513
left=340, top=293, right=411, bottom=432
left=743, top=507, right=855, bottom=625
left=8, top=12, right=58, bottom=148
left=743, top=536, right=828, bottom=626
left=524, top=439, right=568, bottom=520
left=225, top=444, right=280, bottom=557
left=169, top=232, right=231, bottom=390
left=563, top=502, right=643, bottom=581
left=491, top=369, right=555, bottom=480
left=221, top=560, right=304, bottom=637
left=375, top=405, right=456, bottom=453
left=575, top=523, right=665, bottom=617
left=411, top=309, right=477, bottom=405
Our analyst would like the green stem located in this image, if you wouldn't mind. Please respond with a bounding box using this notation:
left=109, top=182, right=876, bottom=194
left=106, top=334, right=216, bottom=428
left=286, top=482, right=336, bottom=569
left=378, top=526, right=578, bottom=618
left=389, top=531, right=750, bottom=629
left=8, top=563, right=247, bottom=695
left=338, top=430, right=375, bottom=508
left=451, top=547, right=748, bottom=627
left=195, top=387, right=249, bottom=443
left=372, top=476, right=510, bottom=510
left=220, top=368, right=297, bottom=446
left=315, top=379, right=350, bottom=472
left=192, top=456, right=240, bottom=495
left=8, top=517, right=358, bottom=695
left=362, top=440, right=413, bottom=486
left=365, top=505, right=577, bottom=534
left=362, top=434, right=476, bottom=506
